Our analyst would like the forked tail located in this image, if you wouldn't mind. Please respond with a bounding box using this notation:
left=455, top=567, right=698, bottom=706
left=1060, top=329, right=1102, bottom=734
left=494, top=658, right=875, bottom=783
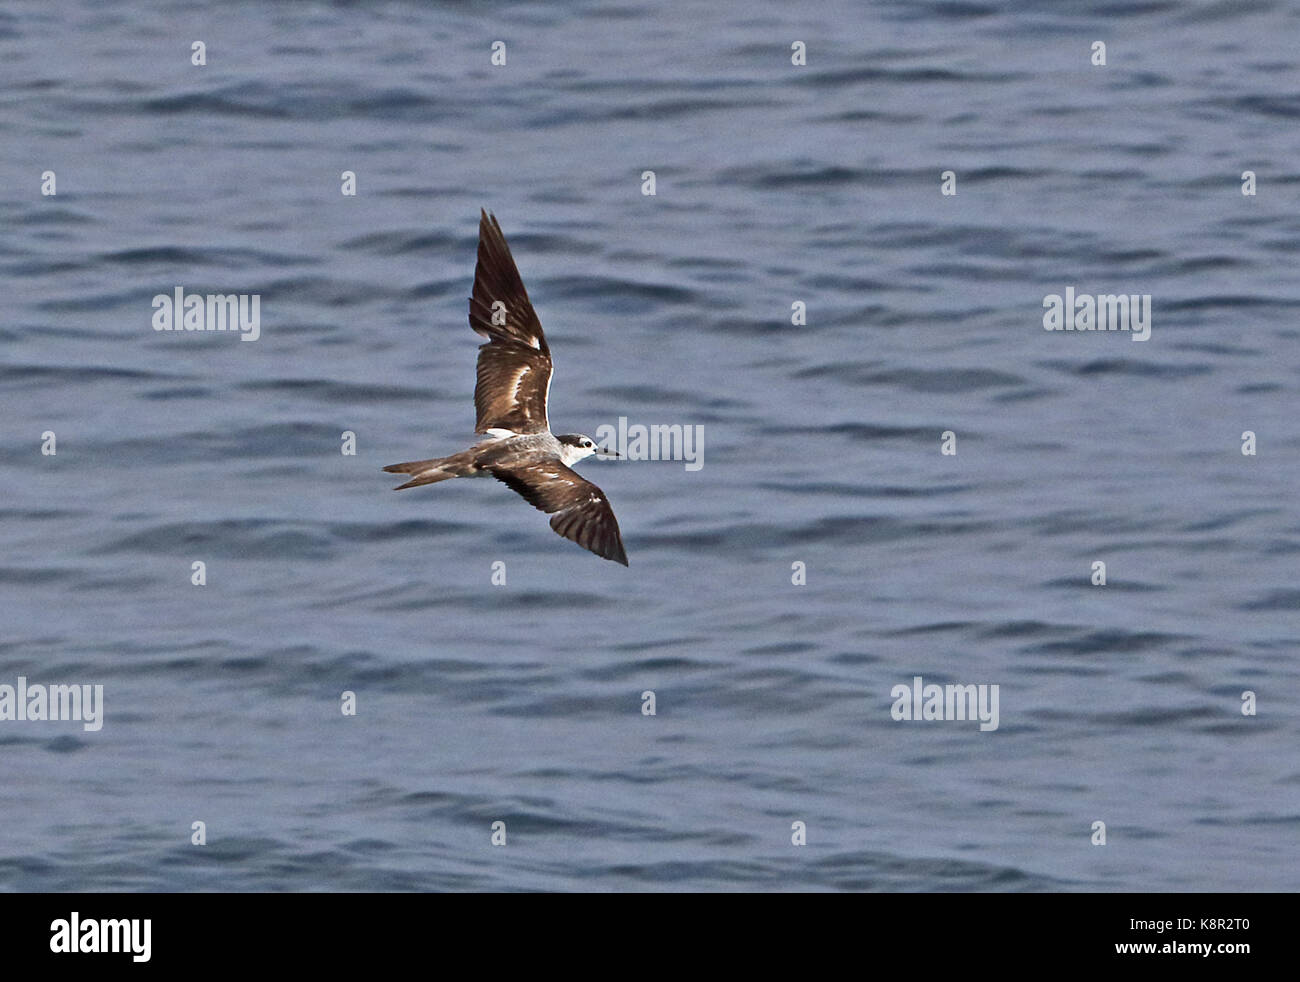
left=383, top=451, right=477, bottom=490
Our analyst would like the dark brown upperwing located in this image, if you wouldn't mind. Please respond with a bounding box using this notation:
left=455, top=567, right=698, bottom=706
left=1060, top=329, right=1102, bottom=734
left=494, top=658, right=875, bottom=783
left=489, top=460, right=628, bottom=565
left=469, top=211, right=552, bottom=434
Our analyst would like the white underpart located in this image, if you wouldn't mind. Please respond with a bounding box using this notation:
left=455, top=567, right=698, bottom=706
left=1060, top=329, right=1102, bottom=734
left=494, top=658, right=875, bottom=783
left=485, top=428, right=516, bottom=439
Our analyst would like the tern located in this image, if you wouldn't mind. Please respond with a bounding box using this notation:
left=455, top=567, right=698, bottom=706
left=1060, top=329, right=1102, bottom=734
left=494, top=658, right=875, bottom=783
left=384, top=211, right=629, bottom=565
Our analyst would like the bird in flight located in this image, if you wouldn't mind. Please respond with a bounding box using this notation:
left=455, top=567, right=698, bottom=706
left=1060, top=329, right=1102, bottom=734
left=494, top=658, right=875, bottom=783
left=384, top=211, right=628, bottom=565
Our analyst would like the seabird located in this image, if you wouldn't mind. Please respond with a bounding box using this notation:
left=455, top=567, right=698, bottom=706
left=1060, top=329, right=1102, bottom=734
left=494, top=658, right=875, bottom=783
left=384, top=211, right=629, bottom=565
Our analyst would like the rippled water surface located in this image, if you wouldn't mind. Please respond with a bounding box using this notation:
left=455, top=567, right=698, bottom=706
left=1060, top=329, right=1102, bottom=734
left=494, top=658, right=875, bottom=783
left=1, top=0, right=1299, bottom=891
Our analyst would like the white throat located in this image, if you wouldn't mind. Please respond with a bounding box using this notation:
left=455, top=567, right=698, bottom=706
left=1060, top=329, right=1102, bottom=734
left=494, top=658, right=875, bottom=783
left=558, top=444, right=595, bottom=467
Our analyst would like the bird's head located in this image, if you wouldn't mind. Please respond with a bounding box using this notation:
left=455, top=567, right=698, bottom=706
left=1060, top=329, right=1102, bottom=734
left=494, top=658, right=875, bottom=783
left=557, top=433, right=620, bottom=466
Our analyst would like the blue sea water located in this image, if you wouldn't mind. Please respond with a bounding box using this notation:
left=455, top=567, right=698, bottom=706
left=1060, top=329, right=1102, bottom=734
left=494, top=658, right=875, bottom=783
left=0, top=0, right=1298, bottom=891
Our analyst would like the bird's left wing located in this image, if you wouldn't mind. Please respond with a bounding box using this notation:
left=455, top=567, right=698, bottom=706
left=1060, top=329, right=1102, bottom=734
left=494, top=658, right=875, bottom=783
left=469, top=211, right=553, bottom=435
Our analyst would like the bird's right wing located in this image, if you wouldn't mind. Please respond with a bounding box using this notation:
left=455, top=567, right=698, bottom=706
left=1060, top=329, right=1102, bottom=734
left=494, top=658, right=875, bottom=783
left=488, top=460, right=628, bottom=565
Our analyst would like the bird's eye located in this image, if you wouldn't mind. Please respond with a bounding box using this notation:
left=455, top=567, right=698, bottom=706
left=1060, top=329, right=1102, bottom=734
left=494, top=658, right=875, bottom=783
left=584, top=440, right=592, bottom=447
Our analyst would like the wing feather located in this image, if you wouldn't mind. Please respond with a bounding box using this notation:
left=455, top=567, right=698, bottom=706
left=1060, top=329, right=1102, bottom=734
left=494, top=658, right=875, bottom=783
left=489, top=461, right=628, bottom=565
left=470, top=211, right=552, bottom=435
